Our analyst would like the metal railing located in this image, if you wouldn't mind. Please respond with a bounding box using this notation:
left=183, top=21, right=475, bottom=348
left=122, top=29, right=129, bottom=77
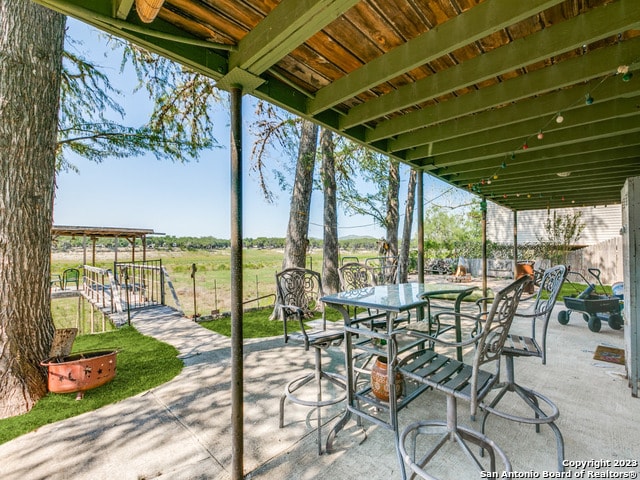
left=76, top=260, right=182, bottom=318
left=114, top=259, right=164, bottom=310
left=82, top=265, right=120, bottom=313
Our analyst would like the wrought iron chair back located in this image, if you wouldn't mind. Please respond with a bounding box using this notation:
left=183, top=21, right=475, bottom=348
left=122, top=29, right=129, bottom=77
left=338, top=262, right=378, bottom=291
left=365, top=256, right=398, bottom=285
left=507, top=264, right=567, bottom=364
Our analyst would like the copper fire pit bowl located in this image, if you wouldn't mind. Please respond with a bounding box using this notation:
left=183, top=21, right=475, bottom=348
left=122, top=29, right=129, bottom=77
left=41, top=350, right=118, bottom=395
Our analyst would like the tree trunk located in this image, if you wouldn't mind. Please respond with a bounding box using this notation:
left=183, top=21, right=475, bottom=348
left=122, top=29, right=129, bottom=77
left=282, top=120, right=318, bottom=270
left=399, top=169, right=417, bottom=282
left=0, top=1, right=65, bottom=418
left=320, top=129, right=339, bottom=294
left=384, top=161, right=400, bottom=282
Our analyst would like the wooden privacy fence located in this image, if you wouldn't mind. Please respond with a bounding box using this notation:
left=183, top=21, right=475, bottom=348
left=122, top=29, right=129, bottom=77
left=462, top=237, right=622, bottom=285
left=566, top=237, right=623, bottom=285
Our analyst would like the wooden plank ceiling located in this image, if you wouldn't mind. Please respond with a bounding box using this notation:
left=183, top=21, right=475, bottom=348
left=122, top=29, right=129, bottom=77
left=35, top=0, right=640, bottom=210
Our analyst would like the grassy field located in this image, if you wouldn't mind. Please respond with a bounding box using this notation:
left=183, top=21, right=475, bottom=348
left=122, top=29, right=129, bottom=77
left=51, top=248, right=605, bottom=330
left=51, top=247, right=379, bottom=328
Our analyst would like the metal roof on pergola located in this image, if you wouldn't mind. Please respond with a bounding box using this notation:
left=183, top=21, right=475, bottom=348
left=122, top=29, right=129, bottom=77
left=35, top=0, right=640, bottom=211
left=51, top=225, right=159, bottom=264
left=51, top=225, right=156, bottom=239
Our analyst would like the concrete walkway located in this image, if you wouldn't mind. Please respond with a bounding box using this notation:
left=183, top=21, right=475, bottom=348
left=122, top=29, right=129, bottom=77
left=1, top=283, right=639, bottom=479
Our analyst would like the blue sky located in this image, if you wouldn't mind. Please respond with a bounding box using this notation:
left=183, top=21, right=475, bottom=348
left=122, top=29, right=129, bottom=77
left=53, top=19, right=459, bottom=239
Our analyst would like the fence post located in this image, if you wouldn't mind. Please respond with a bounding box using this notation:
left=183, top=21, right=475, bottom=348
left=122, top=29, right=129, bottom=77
left=160, top=259, right=166, bottom=305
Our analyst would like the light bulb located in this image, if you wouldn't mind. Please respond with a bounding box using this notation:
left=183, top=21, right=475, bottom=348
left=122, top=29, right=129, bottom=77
left=556, top=113, right=564, bottom=123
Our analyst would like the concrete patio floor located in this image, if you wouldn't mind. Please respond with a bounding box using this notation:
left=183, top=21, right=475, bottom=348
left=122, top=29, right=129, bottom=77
left=0, top=276, right=638, bottom=480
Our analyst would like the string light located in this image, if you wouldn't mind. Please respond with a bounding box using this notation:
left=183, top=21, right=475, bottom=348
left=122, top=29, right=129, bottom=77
left=618, top=65, right=633, bottom=81
left=465, top=63, right=637, bottom=201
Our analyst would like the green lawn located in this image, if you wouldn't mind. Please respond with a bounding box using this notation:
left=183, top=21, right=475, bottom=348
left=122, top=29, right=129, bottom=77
left=0, top=326, right=182, bottom=445
left=198, top=305, right=343, bottom=338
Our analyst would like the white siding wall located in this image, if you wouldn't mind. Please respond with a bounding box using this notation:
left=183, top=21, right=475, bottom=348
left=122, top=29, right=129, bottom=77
left=487, top=201, right=621, bottom=246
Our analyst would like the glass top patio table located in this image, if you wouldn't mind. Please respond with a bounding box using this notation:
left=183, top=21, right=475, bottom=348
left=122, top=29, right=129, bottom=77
left=321, top=282, right=479, bottom=479
left=322, top=282, right=477, bottom=318
left=322, top=282, right=430, bottom=314
left=322, top=282, right=478, bottom=368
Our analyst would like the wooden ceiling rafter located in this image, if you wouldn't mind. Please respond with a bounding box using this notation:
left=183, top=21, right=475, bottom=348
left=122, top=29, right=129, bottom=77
left=34, top=0, right=640, bottom=211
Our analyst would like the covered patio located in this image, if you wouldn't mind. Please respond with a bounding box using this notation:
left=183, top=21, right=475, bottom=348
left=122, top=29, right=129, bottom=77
left=30, top=0, right=640, bottom=478
left=0, top=276, right=636, bottom=478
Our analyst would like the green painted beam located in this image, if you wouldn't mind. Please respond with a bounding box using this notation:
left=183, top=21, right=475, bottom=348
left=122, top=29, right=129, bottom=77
left=228, top=0, right=359, bottom=74
left=386, top=40, right=640, bottom=151
left=409, top=95, right=640, bottom=160
left=307, top=0, right=566, bottom=115
left=32, top=0, right=337, bottom=137
left=365, top=0, right=640, bottom=141
left=435, top=132, right=640, bottom=177
left=115, top=0, right=134, bottom=20
left=34, top=0, right=231, bottom=74
left=417, top=115, right=640, bottom=167
left=495, top=192, right=623, bottom=210
left=448, top=151, right=640, bottom=183
left=483, top=172, right=640, bottom=195
left=491, top=189, right=624, bottom=203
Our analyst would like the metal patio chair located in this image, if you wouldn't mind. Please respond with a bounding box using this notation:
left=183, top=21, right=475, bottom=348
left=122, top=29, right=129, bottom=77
left=275, top=267, right=346, bottom=455
left=480, top=264, right=567, bottom=471
left=339, top=262, right=378, bottom=291
left=338, top=262, right=379, bottom=319
left=397, top=275, right=530, bottom=479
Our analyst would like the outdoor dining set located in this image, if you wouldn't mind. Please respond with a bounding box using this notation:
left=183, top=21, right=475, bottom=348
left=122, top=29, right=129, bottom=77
left=274, top=262, right=568, bottom=480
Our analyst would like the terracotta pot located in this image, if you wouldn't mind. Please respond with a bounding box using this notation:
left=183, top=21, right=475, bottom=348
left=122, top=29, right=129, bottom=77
left=370, top=356, right=403, bottom=402
left=516, top=261, right=535, bottom=294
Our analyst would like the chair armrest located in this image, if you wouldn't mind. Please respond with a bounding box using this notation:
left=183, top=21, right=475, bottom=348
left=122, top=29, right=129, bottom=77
left=513, top=304, right=552, bottom=320
left=474, top=296, right=494, bottom=308
left=279, top=304, right=309, bottom=339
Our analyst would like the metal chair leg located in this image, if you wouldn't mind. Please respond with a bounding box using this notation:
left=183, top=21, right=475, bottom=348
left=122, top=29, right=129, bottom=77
left=279, top=347, right=346, bottom=455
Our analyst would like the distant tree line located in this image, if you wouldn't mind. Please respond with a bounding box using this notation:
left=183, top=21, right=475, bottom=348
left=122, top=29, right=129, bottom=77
left=52, top=208, right=582, bottom=267
left=51, top=235, right=385, bottom=251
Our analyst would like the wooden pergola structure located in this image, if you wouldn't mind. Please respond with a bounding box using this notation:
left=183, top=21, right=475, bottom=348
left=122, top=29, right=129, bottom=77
left=34, top=1, right=640, bottom=477
left=51, top=225, right=158, bottom=266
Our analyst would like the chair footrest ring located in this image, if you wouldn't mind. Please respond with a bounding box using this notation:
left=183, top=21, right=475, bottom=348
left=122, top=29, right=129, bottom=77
left=283, top=371, right=347, bottom=408
left=483, top=383, right=560, bottom=425
left=400, top=420, right=512, bottom=479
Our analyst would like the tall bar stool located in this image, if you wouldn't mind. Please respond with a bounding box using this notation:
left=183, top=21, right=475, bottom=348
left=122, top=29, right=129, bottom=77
left=276, top=267, right=346, bottom=455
